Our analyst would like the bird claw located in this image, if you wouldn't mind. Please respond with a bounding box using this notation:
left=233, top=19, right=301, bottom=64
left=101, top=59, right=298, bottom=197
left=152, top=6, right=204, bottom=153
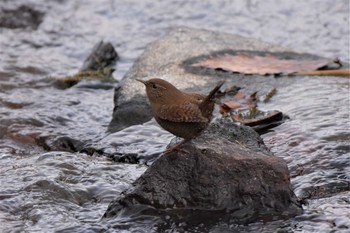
left=162, top=139, right=190, bottom=155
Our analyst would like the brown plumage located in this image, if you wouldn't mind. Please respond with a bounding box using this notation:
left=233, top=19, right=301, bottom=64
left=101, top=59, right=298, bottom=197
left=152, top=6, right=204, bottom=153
left=137, top=78, right=224, bottom=144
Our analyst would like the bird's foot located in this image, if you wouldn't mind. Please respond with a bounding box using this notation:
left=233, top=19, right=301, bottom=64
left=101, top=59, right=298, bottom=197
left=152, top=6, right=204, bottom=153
left=162, top=139, right=190, bottom=155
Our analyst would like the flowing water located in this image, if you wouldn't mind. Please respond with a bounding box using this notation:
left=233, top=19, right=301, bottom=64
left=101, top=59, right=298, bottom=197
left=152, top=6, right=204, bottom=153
left=0, top=0, right=349, bottom=232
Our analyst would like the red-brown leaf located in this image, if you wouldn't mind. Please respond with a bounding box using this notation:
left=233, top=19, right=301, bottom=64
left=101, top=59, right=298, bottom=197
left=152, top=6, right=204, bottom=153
left=219, top=90, right=258, bottom=114
left=192, top=52, right=334, bottom=75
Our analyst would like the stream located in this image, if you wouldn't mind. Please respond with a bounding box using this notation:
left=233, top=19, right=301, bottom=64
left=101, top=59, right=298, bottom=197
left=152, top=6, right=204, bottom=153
left=0, top=0, right=349, bottom=232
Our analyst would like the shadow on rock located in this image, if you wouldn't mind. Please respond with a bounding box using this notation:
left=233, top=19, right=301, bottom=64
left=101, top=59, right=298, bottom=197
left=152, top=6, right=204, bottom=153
left=103, top=119, right=303, bottom=229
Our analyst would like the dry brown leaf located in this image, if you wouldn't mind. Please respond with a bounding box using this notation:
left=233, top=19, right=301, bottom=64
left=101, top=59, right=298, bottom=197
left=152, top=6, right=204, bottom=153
left=220, top=102, right=241, bottom=114
left=219, top=90, right=258, bottom=115
left=232, top=110, right=283, bottom=127
left=222, top=102, right=241, bottom=109
left=232, top=91, right=245, bottom=99
left=192, top=52, right=334, bottom=75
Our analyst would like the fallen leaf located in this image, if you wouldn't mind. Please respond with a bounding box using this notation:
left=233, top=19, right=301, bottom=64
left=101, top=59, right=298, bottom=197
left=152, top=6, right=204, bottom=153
left=231, top=109, right=285, bottom=133
left=217, top=87, right=284, bottom=132
left=232, top=109, right=283, bottom=127
left=220, top=102, right=241, bottom=114
left=232, top=91, right=246, bottom=100
left=192, top=51, right=336, bottom=75
left=222, top=102, right=241, bottom=109
left=219, top=90, right=257, bottom=114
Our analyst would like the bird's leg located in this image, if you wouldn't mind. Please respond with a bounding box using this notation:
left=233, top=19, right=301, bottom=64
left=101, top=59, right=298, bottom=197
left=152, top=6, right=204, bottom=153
left=162, top=138, right=190, bottom=155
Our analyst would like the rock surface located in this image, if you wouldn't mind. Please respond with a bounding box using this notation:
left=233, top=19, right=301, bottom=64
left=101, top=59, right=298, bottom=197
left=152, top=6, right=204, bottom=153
left=104, top=119, right=302, bottom=223
left=80, top=41, right=119, bottom=72
left=108, top=26, right=303, bottom=132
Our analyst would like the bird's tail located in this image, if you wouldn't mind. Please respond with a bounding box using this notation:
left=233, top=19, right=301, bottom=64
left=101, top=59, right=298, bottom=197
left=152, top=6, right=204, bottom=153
left=199, top=80, right=224, bottom=118
left=201, top=80, right=224, bottom=104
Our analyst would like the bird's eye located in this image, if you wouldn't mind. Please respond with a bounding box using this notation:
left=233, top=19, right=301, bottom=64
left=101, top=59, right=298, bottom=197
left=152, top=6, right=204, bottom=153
left=152, top=83, right=157, bottom=89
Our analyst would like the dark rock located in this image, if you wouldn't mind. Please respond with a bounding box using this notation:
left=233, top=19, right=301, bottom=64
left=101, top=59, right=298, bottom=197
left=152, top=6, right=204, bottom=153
left=80, top=41, right=119, bottom=72
left=0, top=5, right=44, bottom=29
left=104, top=119, right=302, bottom=224
left=53, top=41, right=119, bottom=89
left=108, top=94, right=151, bottom=132
left=36, top=135, right=85, bottom=153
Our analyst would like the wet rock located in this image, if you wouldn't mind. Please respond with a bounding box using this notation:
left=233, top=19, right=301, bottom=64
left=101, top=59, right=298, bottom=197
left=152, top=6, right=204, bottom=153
left=109, top=26, right=300, bottom=132
left=80, top=41, right=119, bottom=72
left=0, top=5, right=44, bottom=29
left=37, top=136, right=85, bottom=153
left=104, top=119, right=302, bottom=223
left=54, top=41, right=119, bottom=89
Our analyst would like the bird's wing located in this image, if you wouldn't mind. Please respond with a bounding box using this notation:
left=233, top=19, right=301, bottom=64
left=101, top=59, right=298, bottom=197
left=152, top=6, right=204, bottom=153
left=157, top=103, right=208, bottom=122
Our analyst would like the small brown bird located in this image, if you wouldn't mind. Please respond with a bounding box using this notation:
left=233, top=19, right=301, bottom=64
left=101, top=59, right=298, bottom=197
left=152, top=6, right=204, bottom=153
left=137, top=78, right=224, bottom=151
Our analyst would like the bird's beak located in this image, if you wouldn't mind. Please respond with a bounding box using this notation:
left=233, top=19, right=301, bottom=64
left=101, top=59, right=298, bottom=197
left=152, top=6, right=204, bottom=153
left=136, top=79, right=147, bottom=85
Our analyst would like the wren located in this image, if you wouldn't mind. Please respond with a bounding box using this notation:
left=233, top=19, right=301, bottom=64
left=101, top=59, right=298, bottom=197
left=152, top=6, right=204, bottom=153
left=137, top=78, right=224, bottom=151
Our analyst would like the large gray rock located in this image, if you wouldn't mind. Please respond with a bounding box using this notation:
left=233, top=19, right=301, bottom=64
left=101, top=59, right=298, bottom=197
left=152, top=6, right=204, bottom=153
left=108, top=26, right=297, bottom=132
left=104, top=120, right=302, bottom=224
